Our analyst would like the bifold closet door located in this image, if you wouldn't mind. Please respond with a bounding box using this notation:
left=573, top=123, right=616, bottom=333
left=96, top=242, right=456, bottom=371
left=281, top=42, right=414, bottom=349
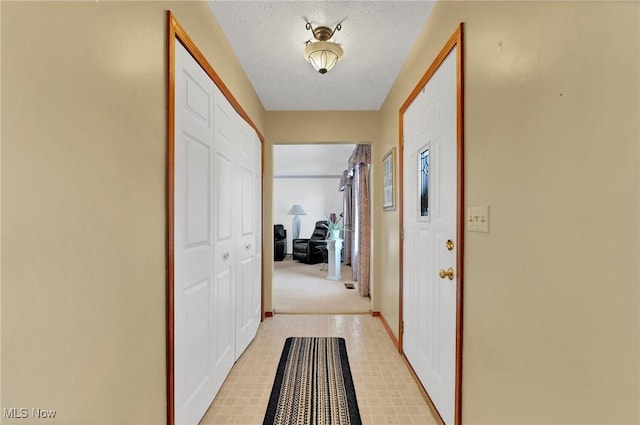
left=174, top=40, right=262, bottom=425
left=234, top=119, right=261, bottom=358
left=213, top=88, right=261, bottom=360
left=174, top=41, right=220, bottom=425
left=211, top=84, right=237, bottom=392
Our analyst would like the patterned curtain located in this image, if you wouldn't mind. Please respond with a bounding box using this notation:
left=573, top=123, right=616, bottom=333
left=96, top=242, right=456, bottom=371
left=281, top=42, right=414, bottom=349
left=348, top=145, right=371, bottom=297
left=339, top=170, right=353, bottom=265
left=351, top=182, right=359, bottom=280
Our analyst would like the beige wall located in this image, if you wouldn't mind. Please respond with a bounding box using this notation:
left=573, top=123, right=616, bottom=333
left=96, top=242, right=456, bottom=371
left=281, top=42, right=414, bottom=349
left=378, top=1, right=639, bottom=423
left=1, top=2, right=263, bottom=424
left=2, top=1, right=639, bottom=424
left=263, top=111, right=379, bottom=312
left=0, top=0, right=3, bottom=411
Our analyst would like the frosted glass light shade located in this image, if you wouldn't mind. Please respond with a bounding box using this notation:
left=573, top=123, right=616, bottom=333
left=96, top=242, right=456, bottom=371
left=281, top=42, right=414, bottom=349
left=304, top=41, right=344, bottom=74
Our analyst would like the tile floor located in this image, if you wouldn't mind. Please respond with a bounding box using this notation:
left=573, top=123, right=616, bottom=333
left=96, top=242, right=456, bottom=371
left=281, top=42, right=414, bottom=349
left=199, top=314, right=439, bottom=425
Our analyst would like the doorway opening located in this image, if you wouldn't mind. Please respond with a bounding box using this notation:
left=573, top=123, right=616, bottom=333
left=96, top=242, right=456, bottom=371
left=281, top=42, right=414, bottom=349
left=272, top=143, right=372, bottom=314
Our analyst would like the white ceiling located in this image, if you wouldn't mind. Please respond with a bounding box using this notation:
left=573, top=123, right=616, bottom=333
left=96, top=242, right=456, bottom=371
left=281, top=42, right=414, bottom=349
left=274, top=144, right=357, bottom=176
left=208, top=1, right=435, bottom=111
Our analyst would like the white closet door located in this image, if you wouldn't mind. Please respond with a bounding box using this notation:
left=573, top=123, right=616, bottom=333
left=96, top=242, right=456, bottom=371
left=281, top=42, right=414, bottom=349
left=253, top=130, right=262, bottom=339
left=235, top=118, right=261, bottom=358
left=174, top=41, right=217, bottom=425
left=211, top=85, right=237, bottom=389
left=174, top=39, right=262, bottom=425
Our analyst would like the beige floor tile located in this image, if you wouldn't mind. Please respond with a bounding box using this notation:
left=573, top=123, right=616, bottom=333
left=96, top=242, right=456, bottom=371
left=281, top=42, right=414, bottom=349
left=198, top=314, right=438, bottom=425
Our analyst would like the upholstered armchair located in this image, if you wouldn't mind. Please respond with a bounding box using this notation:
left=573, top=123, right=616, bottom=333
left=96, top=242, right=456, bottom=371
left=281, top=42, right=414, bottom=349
left=292, top=221, right=328, bottom=264
left=274, top=224, right=287, bottom=261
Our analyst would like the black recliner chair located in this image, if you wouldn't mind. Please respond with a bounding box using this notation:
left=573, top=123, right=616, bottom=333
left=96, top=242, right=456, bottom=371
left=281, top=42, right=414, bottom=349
left=274, top=224, right=287, bottom=261
left=292, top=221, right=328, bottom=264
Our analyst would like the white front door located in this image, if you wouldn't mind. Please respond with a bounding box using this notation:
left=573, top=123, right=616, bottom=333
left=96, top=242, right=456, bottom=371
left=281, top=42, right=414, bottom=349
left=402, top=47, right=458, bottom=425
left=174, top=41, right=218, bottom=425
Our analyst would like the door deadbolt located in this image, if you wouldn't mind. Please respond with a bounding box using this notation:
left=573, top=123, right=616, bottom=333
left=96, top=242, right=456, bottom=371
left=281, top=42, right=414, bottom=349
left=445, top=240, right=454, bottom=251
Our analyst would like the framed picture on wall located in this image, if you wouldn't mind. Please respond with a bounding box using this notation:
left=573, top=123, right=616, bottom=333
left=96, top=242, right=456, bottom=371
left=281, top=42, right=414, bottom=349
left=382, top=147, right=396, bottom=211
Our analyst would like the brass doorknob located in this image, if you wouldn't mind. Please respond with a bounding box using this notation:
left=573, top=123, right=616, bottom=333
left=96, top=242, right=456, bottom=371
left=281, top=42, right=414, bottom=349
left=439, top=267, right=454, bottom=280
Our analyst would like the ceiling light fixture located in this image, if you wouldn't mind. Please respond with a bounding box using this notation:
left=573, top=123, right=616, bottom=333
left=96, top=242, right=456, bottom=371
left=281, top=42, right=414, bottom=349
left=304, top=22, right=343, bottom=75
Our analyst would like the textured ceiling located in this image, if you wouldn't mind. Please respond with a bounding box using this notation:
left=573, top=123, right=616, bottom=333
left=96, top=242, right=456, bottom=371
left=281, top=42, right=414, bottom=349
left=208, top=1, right=435, bottom=111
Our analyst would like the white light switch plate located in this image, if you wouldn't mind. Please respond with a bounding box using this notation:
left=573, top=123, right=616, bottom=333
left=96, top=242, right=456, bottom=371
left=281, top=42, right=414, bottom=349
left=467, top=205, right=490, bottom=232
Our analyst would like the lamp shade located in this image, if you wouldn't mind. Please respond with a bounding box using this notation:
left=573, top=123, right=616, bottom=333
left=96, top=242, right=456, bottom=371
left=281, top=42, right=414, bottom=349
left=304, top=41, right=344, bottom=74
left=287, top=204, right=307, bottom=216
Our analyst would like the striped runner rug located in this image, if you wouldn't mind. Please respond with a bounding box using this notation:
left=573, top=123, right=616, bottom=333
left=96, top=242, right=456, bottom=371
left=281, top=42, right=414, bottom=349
left=263, top=337, right=362, bottom=425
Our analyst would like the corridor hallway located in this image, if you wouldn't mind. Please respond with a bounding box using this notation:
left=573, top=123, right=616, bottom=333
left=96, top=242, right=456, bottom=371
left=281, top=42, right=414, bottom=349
left=199, top=314, right=438, bottom=425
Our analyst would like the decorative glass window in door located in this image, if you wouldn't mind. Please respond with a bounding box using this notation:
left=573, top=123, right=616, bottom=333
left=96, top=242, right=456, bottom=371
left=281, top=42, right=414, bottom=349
left=419, top=147, right=430, bottom=217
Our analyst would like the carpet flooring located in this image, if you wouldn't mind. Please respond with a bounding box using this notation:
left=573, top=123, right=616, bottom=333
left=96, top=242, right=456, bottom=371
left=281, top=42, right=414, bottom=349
left=273, top=257, right=371, bottom=314
left=263, top=337, right=361, bottom=425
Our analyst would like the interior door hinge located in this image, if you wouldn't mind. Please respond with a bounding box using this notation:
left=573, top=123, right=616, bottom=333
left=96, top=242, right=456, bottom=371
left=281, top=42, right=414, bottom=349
left=401, top=321, right=404, bottom=335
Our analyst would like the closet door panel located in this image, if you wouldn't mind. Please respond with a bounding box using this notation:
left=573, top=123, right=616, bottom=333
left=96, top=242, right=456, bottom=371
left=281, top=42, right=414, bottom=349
left=211, top=87, right=236, bottom=390
left=174, top=42, right=217, bottom=425
left=235, top=120, right=260, bottom=357
left=174, top=39, right=262, bottom=425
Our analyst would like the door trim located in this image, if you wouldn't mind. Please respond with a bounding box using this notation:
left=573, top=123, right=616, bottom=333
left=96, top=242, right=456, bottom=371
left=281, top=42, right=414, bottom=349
left=166, top=11, right=265, bottom=425
left=398, top=23, right=464, bottom=425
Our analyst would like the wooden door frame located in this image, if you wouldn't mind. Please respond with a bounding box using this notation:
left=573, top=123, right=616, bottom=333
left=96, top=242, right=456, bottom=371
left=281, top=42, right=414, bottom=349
left=398, top=23, right=464, bottom=425
left=166, top=11, right=266, bottom=425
